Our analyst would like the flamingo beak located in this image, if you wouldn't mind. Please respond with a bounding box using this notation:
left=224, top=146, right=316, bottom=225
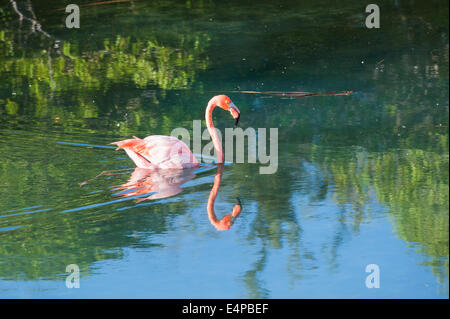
left=229, top=102, right=240, bottom=127
left=231, top=197, right=242, bottom=222
left=229, top=209, right=239, bottom=225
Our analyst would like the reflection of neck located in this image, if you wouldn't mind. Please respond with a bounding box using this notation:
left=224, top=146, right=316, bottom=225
left=207, top=164, right=241, bottom=231
left=206, top=98, right=224, bottom=164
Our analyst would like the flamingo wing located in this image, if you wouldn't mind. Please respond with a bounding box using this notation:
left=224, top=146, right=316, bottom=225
left=111, top=135, right=199, bottom=169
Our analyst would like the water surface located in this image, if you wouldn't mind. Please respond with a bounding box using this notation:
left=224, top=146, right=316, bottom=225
left=0, top=0, right=448, bottom=298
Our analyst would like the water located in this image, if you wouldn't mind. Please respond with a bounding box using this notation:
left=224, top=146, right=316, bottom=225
left=0, top=0, right=448, bottom=298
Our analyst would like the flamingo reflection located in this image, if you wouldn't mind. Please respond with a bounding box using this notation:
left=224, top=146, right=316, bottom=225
left=114, top=167, right=196, bottom=201
left=206, top=164, right=242, bottom=231
left=108, top=164, right=242, bottom=230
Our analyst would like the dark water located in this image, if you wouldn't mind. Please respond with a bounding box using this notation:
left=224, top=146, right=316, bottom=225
left=0, top=0, right=448, bottom=298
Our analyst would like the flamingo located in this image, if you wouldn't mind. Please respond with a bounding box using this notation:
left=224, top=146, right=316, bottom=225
left=111, top=95, right=240, bottom=168
left=108, top=95, right=242, bottom=230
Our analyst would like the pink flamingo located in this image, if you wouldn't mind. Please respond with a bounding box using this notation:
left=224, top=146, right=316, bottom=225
left=111, top=95, right=240, bottom=168
left=110, top=95, right=242, bottom=230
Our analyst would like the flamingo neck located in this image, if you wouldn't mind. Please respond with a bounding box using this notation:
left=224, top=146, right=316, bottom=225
left=206, top=99, right=224, bottom=163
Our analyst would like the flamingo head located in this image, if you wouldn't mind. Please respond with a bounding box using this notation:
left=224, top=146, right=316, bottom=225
left=214, top=95, right=241, bottom=126
left=213, top=198, right=242, bottom=231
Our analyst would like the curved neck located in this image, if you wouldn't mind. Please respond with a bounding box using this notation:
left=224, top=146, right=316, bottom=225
left=207, top=164, right=241, bottom=231
left=206, top=99, right=224, bottom=163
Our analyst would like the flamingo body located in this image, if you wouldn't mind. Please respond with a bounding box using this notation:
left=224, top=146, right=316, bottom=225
left=111, top=135, right=199, bottom=169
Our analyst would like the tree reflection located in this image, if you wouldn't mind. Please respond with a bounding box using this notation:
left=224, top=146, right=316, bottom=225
left=0, top=1, right=210, bottom=122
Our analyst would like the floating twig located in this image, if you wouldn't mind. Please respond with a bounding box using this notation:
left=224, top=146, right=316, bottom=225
left=55, top=0, right=132, bottom=11
left=210, top=90, right=355, bottom=99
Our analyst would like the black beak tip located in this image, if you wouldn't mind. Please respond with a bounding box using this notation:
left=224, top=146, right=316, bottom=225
left=236, top=197, right=242, bottom=205
left=234, top=115, right=240, bottom=127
